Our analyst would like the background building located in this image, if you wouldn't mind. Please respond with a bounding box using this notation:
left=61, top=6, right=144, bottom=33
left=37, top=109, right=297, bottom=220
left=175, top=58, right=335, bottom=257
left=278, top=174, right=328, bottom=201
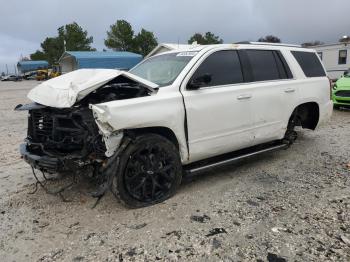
left=58, top=51, right=143, bottom=73
left=17, top=60, right=48, bottom=74
left=313, top=42, right=350, bottom=80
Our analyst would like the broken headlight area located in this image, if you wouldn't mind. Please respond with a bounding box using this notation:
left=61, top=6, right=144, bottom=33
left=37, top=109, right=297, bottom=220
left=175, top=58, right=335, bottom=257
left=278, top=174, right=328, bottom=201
left=18, top=77, right=155, bottom=173
left=18, top=105, right=107, bottom=174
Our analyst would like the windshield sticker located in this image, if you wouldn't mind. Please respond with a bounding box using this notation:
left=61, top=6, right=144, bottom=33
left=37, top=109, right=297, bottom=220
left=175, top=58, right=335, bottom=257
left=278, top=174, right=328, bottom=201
left=176, top=52, right=198, bottom=57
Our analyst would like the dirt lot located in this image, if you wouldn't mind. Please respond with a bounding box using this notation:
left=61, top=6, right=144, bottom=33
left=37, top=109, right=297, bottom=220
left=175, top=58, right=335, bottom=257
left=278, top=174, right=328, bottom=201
left=0, top=81, right=349, bottom=262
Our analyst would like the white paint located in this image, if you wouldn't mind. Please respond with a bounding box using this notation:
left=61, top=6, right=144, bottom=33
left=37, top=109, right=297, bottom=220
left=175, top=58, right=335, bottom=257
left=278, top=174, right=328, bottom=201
left=27, top=69, right=158, bottom=108
left=27, top=43, right=333, bottom=164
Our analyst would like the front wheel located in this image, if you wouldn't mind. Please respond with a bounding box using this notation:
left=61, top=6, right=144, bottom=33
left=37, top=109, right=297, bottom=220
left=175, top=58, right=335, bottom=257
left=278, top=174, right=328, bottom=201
left=111, top=134, right=182, bottom=208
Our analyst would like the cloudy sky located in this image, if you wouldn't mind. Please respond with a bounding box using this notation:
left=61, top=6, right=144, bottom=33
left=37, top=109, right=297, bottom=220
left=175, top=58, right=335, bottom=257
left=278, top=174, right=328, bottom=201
left=1, top=0, right=349, bottom=73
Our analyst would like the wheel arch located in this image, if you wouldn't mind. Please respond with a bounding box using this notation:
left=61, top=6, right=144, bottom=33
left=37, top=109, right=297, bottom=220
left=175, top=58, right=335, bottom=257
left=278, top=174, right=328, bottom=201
left=290, top=101, right=320, bottom=130
left=124, top=126, right=188, bottom=161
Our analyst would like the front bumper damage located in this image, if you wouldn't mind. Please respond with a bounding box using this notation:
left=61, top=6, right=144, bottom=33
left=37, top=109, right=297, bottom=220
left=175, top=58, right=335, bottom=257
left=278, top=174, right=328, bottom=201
left=16, top=104, right=110, bottom=174
left=20, top=143, right=88, bottom=174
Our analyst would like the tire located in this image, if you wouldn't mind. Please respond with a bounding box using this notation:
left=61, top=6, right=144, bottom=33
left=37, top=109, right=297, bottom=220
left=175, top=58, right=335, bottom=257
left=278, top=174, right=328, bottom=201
left=111, top=134, right=182, bottom=208
left=283, top=111, right=298, bottom=145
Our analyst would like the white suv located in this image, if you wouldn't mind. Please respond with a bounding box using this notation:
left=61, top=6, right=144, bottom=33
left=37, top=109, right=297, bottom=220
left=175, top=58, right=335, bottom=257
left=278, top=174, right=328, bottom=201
left=17, top=43, right=333, bottom=207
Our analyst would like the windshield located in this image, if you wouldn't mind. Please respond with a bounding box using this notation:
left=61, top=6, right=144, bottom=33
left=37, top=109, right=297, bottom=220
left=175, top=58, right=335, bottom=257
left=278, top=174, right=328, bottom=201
left=129, top=52, right=196, bottom=86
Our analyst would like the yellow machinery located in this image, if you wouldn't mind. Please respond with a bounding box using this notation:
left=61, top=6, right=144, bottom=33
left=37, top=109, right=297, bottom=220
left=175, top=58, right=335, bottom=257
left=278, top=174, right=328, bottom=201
left=35, top=65, right=61, bottom=81
left=49, top=65, right=61, bottom=79
left=36, top=69, right=49, bottom=81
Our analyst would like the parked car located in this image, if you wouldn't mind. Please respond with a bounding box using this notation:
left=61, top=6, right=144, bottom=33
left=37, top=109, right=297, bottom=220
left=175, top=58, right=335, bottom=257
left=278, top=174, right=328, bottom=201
left=332, top=70, right=350, bottom=108
left=1, top=75, right=22, bottom=81
left=23, top=71, right=37, bottom=80
left=16, top=43, right=333, bottom=207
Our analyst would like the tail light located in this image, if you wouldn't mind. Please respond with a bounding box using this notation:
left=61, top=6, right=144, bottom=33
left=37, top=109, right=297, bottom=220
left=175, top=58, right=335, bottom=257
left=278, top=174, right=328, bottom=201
left=328, top=77, right=333, bottom=100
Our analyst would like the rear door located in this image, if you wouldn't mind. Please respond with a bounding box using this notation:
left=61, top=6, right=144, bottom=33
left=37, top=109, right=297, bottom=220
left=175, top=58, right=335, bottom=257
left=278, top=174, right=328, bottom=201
left=181, top=49, right=255, bottom=162
left=240, top=49, right=296, bottom=143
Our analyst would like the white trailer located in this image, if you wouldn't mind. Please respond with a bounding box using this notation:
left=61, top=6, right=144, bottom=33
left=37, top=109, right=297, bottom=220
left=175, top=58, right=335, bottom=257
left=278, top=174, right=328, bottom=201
left=313, top=42, right=350, bottom=80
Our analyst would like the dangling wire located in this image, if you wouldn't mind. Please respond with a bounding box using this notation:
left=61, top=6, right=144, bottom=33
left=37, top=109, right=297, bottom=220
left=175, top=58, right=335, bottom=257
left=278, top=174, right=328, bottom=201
left=28, top=167, right=75, bottom=202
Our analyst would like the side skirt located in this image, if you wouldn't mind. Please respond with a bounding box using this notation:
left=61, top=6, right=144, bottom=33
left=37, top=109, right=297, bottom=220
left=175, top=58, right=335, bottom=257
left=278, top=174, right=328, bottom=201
left=184, top=141, right=288, bottom=175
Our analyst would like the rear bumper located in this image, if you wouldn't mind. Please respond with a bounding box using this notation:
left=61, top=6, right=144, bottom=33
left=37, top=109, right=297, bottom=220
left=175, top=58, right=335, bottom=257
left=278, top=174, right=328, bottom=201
left=318, top=100, right=333, bottom=127
left=20, top=143, right=83, bottom=173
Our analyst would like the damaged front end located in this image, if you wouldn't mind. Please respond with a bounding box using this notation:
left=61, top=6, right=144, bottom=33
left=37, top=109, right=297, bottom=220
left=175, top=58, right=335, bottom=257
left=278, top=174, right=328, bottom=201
left=18, top=104, right=107, bottom=174
left=17, top=69, right=158, bottom=175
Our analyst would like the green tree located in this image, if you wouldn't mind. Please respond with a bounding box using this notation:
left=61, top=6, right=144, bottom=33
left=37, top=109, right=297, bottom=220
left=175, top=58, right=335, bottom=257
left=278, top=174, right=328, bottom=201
left=58, top=22, right=94, bottom=51
left=258, top=35, right=281, bottom=43
left=133, top=29, right=158, bottom=56
left=104, top=20, right=158, bottom=56
left=105, top=20, right=135, bottom=51
left=41, top=37, right=64, bottom=65
left=30, top=50, right=47, bottom=61
left=301, top=41, right=324, bottom=47
left=30, top=22, right=95, bottom=65
left=188, top=32, right=223, bottom=44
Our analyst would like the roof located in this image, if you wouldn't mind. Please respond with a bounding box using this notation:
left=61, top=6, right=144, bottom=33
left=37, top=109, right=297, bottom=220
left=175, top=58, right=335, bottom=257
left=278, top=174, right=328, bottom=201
left=309, top=42, right=350, bottom=49
left=59, top=51, right=143, bottom=70
left=17, top=60, right=48, bottom=66
left=17, top=60, right=49, bottom=73
left=154, top=43, right=313, bottom=57
left=145, top=43, right=193, bottom=58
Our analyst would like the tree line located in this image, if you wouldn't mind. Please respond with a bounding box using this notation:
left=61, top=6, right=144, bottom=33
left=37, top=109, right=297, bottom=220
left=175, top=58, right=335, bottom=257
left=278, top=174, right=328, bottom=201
left=30, top=20, right=346, bottom=65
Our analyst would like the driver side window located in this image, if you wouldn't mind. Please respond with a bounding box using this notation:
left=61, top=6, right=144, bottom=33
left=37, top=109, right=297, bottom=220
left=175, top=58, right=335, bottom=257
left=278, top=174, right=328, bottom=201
left=190, top=50, right=244, bottom=88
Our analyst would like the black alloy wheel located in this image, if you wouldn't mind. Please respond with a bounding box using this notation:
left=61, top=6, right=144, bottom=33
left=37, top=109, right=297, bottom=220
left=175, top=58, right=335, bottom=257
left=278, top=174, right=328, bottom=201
left=111, top=134, right=182, bottom=208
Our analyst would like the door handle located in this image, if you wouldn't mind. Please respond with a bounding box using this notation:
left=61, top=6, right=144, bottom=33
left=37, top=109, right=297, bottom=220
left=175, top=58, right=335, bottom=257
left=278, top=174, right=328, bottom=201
left=284, top=88, right=295, bottom=93
left=237, top=94, right=252, bottom=100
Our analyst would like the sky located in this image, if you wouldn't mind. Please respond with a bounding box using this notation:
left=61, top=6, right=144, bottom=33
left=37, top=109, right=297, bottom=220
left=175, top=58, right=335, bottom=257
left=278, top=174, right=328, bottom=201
left=1, top=0, right=350, bottom=74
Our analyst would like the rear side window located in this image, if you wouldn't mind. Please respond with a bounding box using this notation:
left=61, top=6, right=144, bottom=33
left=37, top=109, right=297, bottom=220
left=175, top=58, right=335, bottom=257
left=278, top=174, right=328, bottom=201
left=245, top=50, right=281, bottom=81
left=291, top=51, right=326, bottom=77
left=191, top=50, right=244, bottom=87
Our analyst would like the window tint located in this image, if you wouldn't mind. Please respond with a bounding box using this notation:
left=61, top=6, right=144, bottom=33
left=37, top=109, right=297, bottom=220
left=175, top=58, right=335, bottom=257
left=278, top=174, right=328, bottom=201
left=338, top=50, right=347, bottom=65
left=245, top=50, right=280, bottom=81
left=191, top=50, right=243, bottom=87
left=317, top=52, right=323, bottom=60
left=273, top=51, right=293, bottom=79
left=292, top=51, right=326, bottom=77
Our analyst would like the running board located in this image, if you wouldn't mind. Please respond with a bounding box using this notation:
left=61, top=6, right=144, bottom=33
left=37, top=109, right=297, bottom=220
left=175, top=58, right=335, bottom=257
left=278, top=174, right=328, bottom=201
left=185, top=143, right=288, bottom=175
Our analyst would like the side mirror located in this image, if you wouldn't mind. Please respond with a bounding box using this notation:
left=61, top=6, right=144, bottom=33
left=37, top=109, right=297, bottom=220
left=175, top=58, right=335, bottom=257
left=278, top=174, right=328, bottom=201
left=187, top=74, right=212, bottom=90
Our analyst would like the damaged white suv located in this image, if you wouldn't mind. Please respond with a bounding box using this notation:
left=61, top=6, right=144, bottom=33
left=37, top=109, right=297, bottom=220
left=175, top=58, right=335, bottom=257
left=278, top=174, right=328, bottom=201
left=17, top=43, right=333, bottom=207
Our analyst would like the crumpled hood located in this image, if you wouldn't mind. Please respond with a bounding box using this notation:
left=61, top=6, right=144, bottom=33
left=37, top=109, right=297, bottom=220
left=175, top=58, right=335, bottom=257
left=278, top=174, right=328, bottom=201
left=27, top=69, right=158, bottom=108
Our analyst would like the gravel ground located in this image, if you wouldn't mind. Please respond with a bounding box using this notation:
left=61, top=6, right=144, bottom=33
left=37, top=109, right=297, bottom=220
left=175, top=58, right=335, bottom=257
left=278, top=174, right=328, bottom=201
left=0, top=81, right=349, bottom=262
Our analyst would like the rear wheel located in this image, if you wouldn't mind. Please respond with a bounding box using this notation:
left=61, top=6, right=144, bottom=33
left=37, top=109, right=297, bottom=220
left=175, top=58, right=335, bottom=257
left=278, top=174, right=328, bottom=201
left=111, top=134, right=182, bottom=208
left=283, top=111, right=298, bottom=145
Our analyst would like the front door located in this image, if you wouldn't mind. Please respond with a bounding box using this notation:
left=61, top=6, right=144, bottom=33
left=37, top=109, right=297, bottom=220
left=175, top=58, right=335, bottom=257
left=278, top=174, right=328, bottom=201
left=181, top=50, right=255, bottom=162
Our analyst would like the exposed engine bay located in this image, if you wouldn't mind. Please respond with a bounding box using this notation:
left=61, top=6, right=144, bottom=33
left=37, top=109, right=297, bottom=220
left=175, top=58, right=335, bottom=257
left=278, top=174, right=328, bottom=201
left=17, top=76, right=155, bottom=174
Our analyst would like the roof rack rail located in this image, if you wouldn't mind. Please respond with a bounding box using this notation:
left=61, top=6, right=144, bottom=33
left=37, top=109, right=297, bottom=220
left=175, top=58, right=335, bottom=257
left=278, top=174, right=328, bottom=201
left=235, top=41, right=302, bottom=48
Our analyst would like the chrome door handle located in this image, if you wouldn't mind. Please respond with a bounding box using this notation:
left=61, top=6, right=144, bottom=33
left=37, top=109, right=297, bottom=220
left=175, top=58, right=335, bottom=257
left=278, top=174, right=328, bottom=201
left=237, top=94, right=252, bottom=100
left=284, top=88, right=295, bottom=93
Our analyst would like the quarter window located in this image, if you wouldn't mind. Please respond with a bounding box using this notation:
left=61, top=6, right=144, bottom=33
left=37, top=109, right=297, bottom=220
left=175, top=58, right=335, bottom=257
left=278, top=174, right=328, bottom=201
left=339, top=50, right=347, bottom=65
left=291, top=51, right=326, bottom=77
left=245, top=50, right=281, bottom=81
left=190, top=50, right=244, bottom=87
left=317, top=52, right=323, bottom=60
